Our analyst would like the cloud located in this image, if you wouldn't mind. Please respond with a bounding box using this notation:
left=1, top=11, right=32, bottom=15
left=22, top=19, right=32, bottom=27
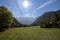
left=24, top=14, right=30, bottom=17
left=37, top=1, right=52, bottom=10
left=32, top=0, right=57, bottom=14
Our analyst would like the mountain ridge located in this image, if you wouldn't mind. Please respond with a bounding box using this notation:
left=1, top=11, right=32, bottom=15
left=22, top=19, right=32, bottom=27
left=32, top=10, right=60, bottom=26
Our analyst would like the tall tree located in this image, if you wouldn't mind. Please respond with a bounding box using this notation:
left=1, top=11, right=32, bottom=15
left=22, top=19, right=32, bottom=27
left=0, top=6, right=13, bottom=32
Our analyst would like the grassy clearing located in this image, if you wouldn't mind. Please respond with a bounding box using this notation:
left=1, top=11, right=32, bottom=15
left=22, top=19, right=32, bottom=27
left=0, top=26, right=60, bottom=40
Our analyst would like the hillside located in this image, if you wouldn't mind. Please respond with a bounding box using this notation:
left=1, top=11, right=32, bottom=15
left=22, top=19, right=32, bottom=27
left=0, top=26, right=60, bottom=40
left=32, top=10, right=60, bottom=26
left=12, top=17, right=22, bottom=27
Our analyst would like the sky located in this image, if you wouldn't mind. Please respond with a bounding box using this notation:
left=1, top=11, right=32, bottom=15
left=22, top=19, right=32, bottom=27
left=0, top=0, right=60, bottom=18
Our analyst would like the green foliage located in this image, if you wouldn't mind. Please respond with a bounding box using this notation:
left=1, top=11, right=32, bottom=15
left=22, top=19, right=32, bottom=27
left=40, top=12, right=60, bottom=28
left=40, top=19, right=52, bottom=28
left=12, top=17, right=22, bottom=28
left=23, top=24, right=27, bottom=27
left=0, top=6, right=13, bottom=32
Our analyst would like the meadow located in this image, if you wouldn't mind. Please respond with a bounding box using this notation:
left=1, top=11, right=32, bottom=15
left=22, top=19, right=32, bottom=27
left=0, top=26, right=60, bottom=40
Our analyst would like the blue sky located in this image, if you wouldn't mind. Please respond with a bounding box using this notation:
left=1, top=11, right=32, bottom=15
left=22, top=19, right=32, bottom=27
left=0, top=0, right=60, bottom=18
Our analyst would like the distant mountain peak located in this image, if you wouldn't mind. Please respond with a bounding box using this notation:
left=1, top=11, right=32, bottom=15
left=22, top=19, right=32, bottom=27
left=16, top=17, right=36, bottom=25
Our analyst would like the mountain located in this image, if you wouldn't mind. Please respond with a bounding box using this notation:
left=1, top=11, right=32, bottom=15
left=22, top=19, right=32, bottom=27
left=32, top=10, right=60, bottom=26
left=17, top=17, right=36, bottom=25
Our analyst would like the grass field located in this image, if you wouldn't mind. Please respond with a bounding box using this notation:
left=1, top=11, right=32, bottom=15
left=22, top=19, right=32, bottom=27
left=0, top=26, right=60, bottom=40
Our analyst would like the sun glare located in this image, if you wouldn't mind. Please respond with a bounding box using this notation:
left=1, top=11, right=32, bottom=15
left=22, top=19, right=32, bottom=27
left=22, top=1, right=30, bottom=8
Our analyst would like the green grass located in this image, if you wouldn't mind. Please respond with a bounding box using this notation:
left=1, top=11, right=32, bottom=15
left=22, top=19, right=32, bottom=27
left=0, top=26, right=60, bottom=40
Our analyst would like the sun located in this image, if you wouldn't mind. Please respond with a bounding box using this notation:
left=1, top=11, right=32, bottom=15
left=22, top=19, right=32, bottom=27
left=22, top=1, right=30, bottom=8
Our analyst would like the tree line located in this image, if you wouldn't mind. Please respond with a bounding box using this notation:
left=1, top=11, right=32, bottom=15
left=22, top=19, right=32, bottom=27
left=40, top=12, right=60, bottom=28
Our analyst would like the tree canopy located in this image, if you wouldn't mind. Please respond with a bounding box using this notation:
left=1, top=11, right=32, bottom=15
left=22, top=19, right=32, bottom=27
left=0, top=6, right=13, bottom=32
